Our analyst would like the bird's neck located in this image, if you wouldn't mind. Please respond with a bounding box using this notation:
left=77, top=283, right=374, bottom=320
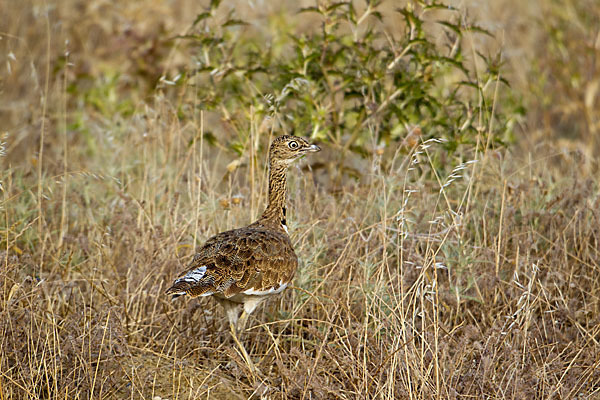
left=258, top=161, right=288, bottom=232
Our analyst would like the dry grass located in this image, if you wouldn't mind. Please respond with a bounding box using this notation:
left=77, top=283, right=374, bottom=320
left=1, top=0, right=599, bottom=399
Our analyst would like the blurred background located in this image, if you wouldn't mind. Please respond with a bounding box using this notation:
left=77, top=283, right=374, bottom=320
left=1, top=0, right=598, bottom=169
left=1, top=0, right=599, bottom=398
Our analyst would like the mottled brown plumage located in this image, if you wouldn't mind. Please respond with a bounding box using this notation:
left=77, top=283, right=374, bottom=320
left=166, top=136, right=320, bottom=365
left=171, top=227, right=296, bottom=299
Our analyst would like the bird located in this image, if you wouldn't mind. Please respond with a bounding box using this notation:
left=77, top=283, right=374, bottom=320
left=166, top=135, right=320, bottom=370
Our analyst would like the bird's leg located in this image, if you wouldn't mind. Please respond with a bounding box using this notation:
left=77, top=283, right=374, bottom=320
left=237, top=297, right=264, bottom=333
left=219, top=298, right=257, bottom=374
left=229, top=319, right=257, bottom=374
left=237, top=310, right=249, bottom=333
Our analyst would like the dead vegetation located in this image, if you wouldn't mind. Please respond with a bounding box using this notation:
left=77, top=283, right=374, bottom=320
left=1, top=0, right=599, bottom=399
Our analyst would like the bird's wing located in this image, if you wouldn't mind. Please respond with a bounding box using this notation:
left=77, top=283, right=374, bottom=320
left=165, top=227, right=298, bottom=298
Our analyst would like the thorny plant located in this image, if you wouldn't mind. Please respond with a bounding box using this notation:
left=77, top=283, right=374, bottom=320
left=169, top=0, right=521, bottom=177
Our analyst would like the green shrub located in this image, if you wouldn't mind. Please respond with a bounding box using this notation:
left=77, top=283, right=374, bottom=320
left=172, top=0, right=520, bottom=169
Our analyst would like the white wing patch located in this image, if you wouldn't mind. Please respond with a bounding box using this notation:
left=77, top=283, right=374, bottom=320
left=170, top=291, right=187, bottom=300
left=177, top=265, right=207, bottom=283
left=170, top=289, right=213, bottom=299
left=243, top=282, right=288, bottom=296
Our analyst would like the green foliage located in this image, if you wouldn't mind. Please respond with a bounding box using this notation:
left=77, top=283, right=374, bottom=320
left=66, top=69, right=134, bottom=119
left=174, top=0, right=518, bottom=162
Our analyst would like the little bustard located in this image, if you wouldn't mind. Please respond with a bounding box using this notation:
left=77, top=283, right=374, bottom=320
left=166, top=135, right=320, bottom=370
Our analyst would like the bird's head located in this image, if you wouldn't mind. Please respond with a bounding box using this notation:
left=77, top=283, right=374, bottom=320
left=269, top=135, right=321, bottom=166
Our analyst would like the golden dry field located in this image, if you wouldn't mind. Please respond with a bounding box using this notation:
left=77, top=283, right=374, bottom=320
left=1, top=0, right=599, bottom=398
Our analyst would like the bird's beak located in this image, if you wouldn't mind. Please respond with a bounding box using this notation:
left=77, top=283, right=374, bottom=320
left=307, top=144, right=321, bottom=153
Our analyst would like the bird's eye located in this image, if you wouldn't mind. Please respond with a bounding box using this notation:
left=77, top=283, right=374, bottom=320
left=288, top=141, right=299, bottom=149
